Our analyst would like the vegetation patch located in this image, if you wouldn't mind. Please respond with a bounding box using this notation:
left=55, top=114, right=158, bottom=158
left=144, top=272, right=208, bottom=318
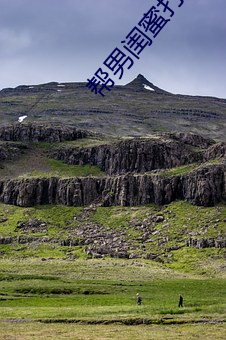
left=22, top=159, right=105, bottom=178
left=0, top=258, right=225, bottom=330
left=157, top=163, right=200, bottom=177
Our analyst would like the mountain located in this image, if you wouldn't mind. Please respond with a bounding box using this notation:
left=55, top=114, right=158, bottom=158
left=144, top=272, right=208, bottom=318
left=0, top=74, right=226, bottom=140
left=124, top=74, right=170, bottom=94
left=0, top=77, right=225, bottom=265
left=0, top=74, right=225, bottom=332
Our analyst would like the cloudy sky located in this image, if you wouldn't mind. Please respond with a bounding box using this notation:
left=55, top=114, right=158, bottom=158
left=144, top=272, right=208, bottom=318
left=0, top=0, right=225, bottom=97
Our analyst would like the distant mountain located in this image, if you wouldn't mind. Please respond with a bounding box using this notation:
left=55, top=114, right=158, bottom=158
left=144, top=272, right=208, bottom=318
left=124, top=74, right=170, bottom=94
left=0, top=74, right=226, bottom=140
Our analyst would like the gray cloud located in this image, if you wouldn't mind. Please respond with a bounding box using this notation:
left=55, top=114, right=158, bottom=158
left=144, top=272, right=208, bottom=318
left=0, top=0, right=225, bottom=98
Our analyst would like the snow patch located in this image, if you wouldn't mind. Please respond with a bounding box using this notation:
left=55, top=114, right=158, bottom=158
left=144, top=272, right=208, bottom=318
left=57, top=84, right=65, bottom=87
left=57, top=89, right=62, bottom=92
left=18, top=115, right=27, bottom=123
left=143, top=84, right=155, bottom=91
left=29, top=86, right=34, bottom=89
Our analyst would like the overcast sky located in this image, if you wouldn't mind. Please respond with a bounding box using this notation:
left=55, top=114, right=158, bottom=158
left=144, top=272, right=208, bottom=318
left=0, top=0, right=225, bottom=98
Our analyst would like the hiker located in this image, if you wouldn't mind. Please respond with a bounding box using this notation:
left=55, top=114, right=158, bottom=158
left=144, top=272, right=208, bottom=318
left=136, top=293, right=142, bottom=306
left=178, top=294, right=183, bottom=308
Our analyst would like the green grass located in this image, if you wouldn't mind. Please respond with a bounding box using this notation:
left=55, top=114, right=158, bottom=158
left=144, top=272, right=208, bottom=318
left=0, top=141, right=105, bottom=179
left=22, top=159, right=105, bottom=178
left=91, top=205, right=159, bottom=230
left=0, top=201, right=225, bottom=276
left=0, top=258, right=225, bottom=327
left=151, top=159, right=223, bottom=178
left=0, top=204, right=82, bottom=236
left=168, top=247, right=226, bottom=276
left=0, top=323, right=225, bottom=340
left=157, top=163, right=200, bottom=177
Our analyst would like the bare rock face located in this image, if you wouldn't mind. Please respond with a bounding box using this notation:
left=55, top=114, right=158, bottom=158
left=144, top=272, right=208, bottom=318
left=187, top=237, right=226, bottom=248
left=0, top=142, right=28, bottom=161
left=181, top=165, right=226, bottom=205
left=164, top=132, right=215, bottom=149
left=0, top=128, right=225, bottom=208
left=0, top=124, right=90, bottom=142
left=204, top=142, right=226, bottom=160
left=0, top=164, right=225, bottom=207
left=52, top=138, right=203, bottom=175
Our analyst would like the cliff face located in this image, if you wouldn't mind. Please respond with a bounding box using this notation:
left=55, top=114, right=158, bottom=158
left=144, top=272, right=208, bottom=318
left=164, top=132, right=215, bottom=149
left=0, top=125, right=225, bottom=208
left=0, top=164, right=225, bottom=207
left=204, top=142, right=226, bottom=160
left=52, top=138, right=203, bottom=175
left=0, top=124, right=90, bottom=142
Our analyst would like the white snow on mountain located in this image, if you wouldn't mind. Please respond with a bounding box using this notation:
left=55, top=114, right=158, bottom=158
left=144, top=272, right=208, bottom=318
left=18, top=115, right=27, bottom=123
left=143, top=84, right=155, bottom=91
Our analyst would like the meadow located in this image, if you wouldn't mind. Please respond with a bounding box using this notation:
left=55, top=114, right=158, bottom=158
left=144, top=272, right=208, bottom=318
left=0, top=257, right=225, bottom=339
left=0, top=197, right=225, bottom=338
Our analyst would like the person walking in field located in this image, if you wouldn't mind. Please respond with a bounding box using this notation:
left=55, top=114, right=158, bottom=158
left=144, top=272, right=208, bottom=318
left=178, top=294, right=183, bottom=308
left=136, top=293, right=142, bottom=306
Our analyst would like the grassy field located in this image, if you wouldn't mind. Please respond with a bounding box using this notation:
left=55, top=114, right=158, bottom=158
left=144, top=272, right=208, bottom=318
left=0, top=322, right=225, bottom=340
left=0, top=258, right=225, bottom=339
left=0, top=199, right=225, bottom=338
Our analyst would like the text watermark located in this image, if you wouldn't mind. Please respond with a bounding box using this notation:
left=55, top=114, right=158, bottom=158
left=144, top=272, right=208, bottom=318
left=86, top=1, right=184, bottom=97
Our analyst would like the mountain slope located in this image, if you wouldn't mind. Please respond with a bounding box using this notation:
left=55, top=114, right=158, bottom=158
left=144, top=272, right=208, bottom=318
left=0, top=75, right=226, bottom=140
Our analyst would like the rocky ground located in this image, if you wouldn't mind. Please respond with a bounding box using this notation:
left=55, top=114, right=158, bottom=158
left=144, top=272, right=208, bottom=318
left=0, top=202, right=225, bottom=262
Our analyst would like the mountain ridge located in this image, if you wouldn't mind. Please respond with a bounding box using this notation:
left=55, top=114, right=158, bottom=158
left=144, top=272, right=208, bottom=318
left=124, top=74, right=172, bottom=94
left=0, top=74, right=226, bottom=140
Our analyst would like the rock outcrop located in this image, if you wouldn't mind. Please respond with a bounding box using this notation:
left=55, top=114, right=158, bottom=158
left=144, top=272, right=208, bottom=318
left=0, top=123, right=90, bottom=143
left=52, top=138, right=203, bottom=175
left=0, top=142, right=28, bottom=161
left=0, top=164, right=225, bottom=207
left=0, top=127, right=225, bottom=208
left=187, top=237, right=226, bottom=249
left=164, top=132, right=215, bottom=149
left=204, top=142, right=226, bottom=160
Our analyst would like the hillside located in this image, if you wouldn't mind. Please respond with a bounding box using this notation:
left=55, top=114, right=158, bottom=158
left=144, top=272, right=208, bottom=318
left=0, top=74, right=226, bottom=140
left=0, top=81, right=226, bottom=335
left=0, top=124, right=225, bottom=266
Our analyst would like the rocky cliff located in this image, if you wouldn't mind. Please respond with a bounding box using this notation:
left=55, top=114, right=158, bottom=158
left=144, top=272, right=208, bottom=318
left=204, top=142, right=226, bottom=160
left=0, top=123, right=90, bottom=142
left=51, top=137, right=203, bottom=175
left=0, top=125, right=225, bottom=208
left=164, top=132, right=215, bottom=149
left=0, top=164, right=225, bottom=207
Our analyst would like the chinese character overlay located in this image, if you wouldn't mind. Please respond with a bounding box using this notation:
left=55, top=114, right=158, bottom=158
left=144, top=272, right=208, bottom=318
left=156, top=0, right=174, bottom=17
left=178, top=1, right=184, bottom=8
left=86, top=68, right=115, bottom=97
left=121, top=27, right=152, bottom=59
left=87, top=0, right=185, bottom=97
left=103, top=48, right=134, bottom=80
left=138, top=6, right=170, bottom=38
